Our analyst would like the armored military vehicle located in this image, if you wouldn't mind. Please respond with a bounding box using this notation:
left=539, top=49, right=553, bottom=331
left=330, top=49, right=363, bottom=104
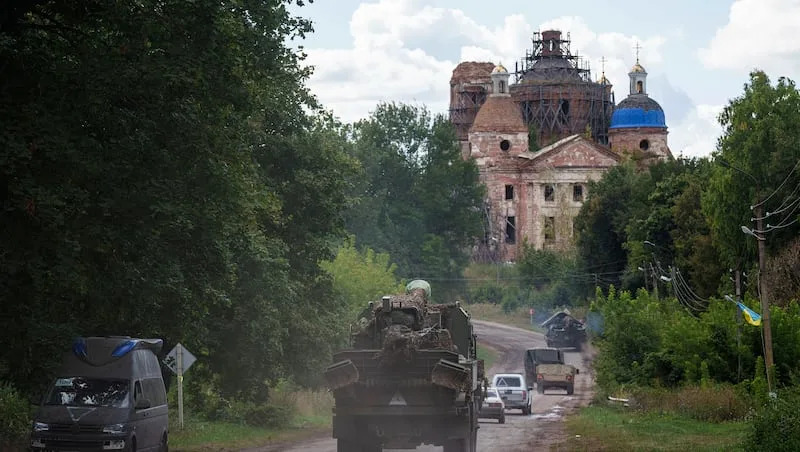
left=324, top=280, right=484, bottom=452
left=542, top=310, right=587, bottom=350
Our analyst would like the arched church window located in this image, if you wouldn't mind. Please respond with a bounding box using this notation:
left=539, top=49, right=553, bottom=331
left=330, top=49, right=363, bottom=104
left=559, top=99, right=570, bottom=116
left=499, top=81, right=506, bottom=93
left=639, top=139, right=650, bottom=151
left=636, top=81, right=643, bottom=93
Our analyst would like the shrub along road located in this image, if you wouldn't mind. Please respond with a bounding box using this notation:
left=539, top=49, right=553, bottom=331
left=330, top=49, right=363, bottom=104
left=253, top=320, right=596, bottom=452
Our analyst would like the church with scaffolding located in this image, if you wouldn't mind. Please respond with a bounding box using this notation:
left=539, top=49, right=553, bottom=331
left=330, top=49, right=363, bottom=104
left=450, top=30, right=672, bottom=262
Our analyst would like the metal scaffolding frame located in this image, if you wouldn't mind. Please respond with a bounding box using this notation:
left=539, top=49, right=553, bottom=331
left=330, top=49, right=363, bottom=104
left=450, top=88, right=488, bottom=141
left=512, top=30, right=615, bottom=146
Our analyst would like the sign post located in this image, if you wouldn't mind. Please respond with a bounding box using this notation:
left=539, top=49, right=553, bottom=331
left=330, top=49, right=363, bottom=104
left=177, top=344, right=184, bottom=429
left=164, top=343, right=197, bottom=430
left=529, top=308, right=535, bottom=325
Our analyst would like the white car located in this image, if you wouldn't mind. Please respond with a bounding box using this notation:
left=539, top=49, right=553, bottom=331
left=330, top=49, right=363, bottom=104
left=479, top=387, right=506, bottom=423
left=492, top=373, right=532, bottom=415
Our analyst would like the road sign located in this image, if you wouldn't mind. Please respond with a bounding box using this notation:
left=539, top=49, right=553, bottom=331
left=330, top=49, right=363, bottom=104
left=163, top=343, right=196, bottom=430
left=529, top=308, right=534, bottom=316
left=163, top=343, right=196, bottom=374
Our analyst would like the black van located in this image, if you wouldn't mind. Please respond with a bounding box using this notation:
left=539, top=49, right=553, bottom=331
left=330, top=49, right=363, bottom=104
left=30, top=336, right=169, bottom=452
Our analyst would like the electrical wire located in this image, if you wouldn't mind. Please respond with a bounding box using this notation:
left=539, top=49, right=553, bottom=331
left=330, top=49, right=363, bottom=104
left=752, top=158, right=800, bottom=209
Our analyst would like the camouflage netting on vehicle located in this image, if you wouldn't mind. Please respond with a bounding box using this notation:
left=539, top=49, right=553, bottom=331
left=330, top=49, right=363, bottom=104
left=379, top=325, right=456, bottom=366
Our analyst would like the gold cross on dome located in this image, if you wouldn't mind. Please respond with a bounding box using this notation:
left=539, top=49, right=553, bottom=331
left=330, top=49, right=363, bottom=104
left=634, top=42, right=642, bottom=63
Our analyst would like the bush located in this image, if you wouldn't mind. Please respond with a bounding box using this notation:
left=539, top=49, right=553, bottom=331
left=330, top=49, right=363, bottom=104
left=226, top=400, right=292, bottom=428
left=745, top=386, right=800, bottom=451
left=467, top=283, right=504, bottom=305
left=0, top=382, right=32, bottom=443
left=628, top=385, right=751, bottom=422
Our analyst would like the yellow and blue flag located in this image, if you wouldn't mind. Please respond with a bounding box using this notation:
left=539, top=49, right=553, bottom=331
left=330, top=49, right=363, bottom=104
left=737, top=302, right=762, bottom=327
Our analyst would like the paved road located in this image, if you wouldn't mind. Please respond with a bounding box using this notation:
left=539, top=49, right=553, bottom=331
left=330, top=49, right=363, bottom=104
left=252, top=320, right=595, bottom=452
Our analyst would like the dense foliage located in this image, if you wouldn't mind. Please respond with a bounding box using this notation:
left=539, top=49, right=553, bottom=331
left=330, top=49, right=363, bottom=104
left=320, top=236, right=406, bottom=317
left=0, top=0, right=356, bottom=403
left=344, top=102, right=484, bottom=302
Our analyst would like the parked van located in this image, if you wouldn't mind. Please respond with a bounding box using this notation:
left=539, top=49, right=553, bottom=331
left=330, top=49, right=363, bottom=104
left=30, top=336, right=169, bottom=452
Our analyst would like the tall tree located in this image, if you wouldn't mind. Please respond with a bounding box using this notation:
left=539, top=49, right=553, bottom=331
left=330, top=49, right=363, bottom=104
left=345, top=103, right=484, bottom=301
left=0, top=0, right=355, bottom=398
left=703, top=71, right=800, bottom=275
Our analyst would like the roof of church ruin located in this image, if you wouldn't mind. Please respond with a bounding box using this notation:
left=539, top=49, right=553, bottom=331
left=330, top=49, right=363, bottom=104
left=469, top=95, right=527, bottom=134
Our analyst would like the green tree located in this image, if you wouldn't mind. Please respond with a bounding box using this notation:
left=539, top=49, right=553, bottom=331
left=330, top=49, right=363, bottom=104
left=703, top=71, right=800, bottom=275
left=345, top=102, right=484, bottom=301
left=0, top=0, right=355, bottom=400
left=321, top=237, right=405, bottom=317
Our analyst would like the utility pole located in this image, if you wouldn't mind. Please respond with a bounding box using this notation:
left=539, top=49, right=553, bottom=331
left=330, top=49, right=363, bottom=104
left=755, top=201, right=775, bottom=391
left=719, top=158, right=775, bottom=391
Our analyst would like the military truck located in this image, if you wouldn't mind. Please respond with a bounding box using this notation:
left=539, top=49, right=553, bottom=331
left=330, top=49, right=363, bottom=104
left=542, top=311, right=587, bottom=350
left=324, top=280, right=484, bottom=452
left=524, top=347, right=579, bottom=395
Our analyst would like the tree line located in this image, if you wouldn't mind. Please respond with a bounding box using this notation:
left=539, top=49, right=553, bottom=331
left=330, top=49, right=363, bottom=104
left=0, top=0, right=483, bottom=422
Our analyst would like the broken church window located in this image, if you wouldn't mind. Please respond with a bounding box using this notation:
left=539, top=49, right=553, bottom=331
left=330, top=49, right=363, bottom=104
left=544, top=216, right=555, bottom=242
left=505, top=185, right=514, bottom=200
left=573, top=184, right=583, bottom=202
left=505, top=216, right=516, bottom=244
left=544, top=184, right=555, bottom=202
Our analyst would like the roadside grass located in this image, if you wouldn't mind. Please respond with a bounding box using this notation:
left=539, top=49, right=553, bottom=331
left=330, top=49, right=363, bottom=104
left=170, top=387, right=333, bottom=451
left=477, top=343, right=499, bottom=371
left=560, top=404, right=748, bottom=452
left=467, top=302, right=543, bottom=333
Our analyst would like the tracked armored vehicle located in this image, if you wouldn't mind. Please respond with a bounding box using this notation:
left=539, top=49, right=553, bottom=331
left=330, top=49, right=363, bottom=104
left=324, top=280, right=484, bottom=452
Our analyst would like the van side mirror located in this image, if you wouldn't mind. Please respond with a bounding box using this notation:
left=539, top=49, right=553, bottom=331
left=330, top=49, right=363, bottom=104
left=527, top=387, right=533, bottom=392
left=135, top=398, right=151, bottom=410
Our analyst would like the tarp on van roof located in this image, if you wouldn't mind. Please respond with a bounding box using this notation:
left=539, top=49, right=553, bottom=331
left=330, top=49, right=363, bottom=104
left=59, top=337, right=163, bottom=379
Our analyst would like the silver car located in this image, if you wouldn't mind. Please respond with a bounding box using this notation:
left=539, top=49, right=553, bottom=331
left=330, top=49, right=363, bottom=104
left=479, top=387, right=505, bottom=423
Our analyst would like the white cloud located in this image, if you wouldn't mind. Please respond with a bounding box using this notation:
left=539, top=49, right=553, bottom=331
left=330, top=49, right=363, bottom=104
left=699, top=0, right=800, bottom=77
left=669, top=104, right=724, bottom=158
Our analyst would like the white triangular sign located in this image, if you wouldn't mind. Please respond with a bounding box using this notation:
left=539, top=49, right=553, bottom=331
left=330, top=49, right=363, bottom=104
left=389, top=391, right=407, bottom=406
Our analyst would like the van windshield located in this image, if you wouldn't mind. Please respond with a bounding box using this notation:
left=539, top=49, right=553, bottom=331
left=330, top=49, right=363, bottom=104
left=45, top=377, right=130, bottom=408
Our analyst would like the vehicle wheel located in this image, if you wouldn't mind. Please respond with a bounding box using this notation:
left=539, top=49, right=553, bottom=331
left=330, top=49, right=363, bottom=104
left=522, top=404, right=530, bottom=415
left=499, top=414, right=505, bottom=424
left=567, top=384, right=574, bottom=395
left=537, top=384, right=544, bottom=394
left=159, top=433, right=168, bottom=452
left=129, top=437, right=136, bottom=452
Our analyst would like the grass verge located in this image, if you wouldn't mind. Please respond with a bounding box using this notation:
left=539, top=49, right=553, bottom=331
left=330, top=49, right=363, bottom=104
left=467, top=303, right=543, bottom=333
left=477, top=343, right=499, bottom=371
left=559, top=404, right=748, bottom=452
left=169, top=416, right=329, bottom=451
left=170, top=387, right=333, bottom=451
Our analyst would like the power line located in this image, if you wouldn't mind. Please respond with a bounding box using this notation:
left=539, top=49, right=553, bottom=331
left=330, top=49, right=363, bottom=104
left=752, top=158, right=800, bottom=209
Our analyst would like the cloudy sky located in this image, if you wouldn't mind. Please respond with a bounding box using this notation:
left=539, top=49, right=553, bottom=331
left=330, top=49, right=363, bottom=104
left=289, top=0, right=800, bottom=158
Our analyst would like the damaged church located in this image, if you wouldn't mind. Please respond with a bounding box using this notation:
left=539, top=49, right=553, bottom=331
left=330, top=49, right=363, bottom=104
left=450, top=30, right=672, bottom=262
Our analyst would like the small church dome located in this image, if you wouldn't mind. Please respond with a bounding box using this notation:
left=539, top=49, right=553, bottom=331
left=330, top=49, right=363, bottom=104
left=491, top=63, right=508, bottom=74
left=610, top=95, right=666, bottom=129
left=631, top=62, right=646, bottom=73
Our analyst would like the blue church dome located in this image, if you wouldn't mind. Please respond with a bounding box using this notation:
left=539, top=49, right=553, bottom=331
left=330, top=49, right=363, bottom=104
left=610, top=94, right=666, bottom=129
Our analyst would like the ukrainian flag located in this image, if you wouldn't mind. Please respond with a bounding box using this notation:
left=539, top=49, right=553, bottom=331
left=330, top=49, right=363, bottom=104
left=737, top=302, right=762, bottom=327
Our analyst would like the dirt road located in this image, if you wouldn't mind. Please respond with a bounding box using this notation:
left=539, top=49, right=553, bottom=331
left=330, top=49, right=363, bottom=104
left=252, top=320, right=595, bottom=452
